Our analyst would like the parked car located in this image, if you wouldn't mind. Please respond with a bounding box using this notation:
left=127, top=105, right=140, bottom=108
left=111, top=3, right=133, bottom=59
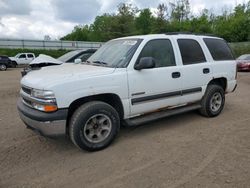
left=0, top=55, right=13, bottom=71
left=21, top=49, right=97, bottom=76
left=58, top=49, right=97, bottom=63
left=9, top=53, right=36, bottom=67
left=17, top=34, right=237, bottom=151
left=237, top=54, right=250, bottom=71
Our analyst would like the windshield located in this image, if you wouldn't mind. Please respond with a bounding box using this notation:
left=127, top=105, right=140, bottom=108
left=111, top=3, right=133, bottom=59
left=58, top=50, right=82, bottom=62
left=238, top=55, right=250, bottom=60
left=87, top=39, right=142, bottom=68
left=15, top=53, right=21, bottom=58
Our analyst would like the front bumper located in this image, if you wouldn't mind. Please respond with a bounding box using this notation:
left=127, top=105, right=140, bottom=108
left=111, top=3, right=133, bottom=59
left=17, top=98, right=68, bottom=137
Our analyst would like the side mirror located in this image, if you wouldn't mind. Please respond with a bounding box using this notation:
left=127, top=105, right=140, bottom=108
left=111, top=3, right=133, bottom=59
left=74, top=59, right=82, bottom=64
left=134, top=57, right=156, bottom=70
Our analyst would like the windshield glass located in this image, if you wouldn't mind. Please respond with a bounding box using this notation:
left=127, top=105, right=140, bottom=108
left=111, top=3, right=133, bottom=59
left=15, top=53, right=21, bottom=58
left=58, top=50, right=82, bottom=62
left=238, top=55, right=250, bottom=60
left=87, top=39, right=142, bottom=68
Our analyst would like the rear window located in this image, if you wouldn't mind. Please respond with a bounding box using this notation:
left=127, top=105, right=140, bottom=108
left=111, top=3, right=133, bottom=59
left=27, top=54, right=34, bottom=58
left=177, top=39, right=206, bottom=65
left=203, top=38, right=234, bottom=61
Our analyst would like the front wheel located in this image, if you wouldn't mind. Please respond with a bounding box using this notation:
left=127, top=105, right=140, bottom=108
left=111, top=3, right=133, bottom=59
left=199, top=84, right=225, bottom=117
left=69, top=101, right=120, bottom=151
left=12, top=61, right=17, bottom=68
left=0, top=64, right=7, bottom=71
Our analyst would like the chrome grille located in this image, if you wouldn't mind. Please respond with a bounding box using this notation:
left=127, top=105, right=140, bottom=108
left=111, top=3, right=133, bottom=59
left=22, top=86, right=31, bottom=95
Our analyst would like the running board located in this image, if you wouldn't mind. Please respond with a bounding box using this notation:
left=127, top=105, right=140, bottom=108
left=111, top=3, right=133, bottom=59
left=125, top=104, right=201, bottom=126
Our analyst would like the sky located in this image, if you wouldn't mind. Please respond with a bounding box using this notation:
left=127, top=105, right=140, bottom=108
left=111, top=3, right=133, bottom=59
left=0, top=0, right=246, bottom=40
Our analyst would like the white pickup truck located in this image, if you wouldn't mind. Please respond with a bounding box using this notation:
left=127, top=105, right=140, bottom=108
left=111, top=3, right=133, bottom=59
left=10, top=53, right=35, bottom=67
left=17, top=34, right=237, bottom=151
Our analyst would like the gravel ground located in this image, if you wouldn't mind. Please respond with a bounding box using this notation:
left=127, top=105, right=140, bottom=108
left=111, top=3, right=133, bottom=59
left=0, top=68, right=250, bottom=188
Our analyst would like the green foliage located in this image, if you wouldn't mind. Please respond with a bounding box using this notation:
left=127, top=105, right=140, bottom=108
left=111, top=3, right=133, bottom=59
left=61, top=1, right=250, bottom=43
left=0, top=49, right=69, bottom=58
left=135, top=9, right=153, bottom=34
left=229, top=42, right=250, bottom=57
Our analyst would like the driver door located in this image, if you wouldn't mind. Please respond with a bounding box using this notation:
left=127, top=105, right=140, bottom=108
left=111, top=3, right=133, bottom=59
left=127, top=39, right=183, bottom=116
left=18, top=54, right=29, bottom=64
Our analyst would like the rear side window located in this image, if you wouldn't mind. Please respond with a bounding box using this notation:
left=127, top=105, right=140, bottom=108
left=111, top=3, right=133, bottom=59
left=138, top=39, right=176, bottom=68
left=177, top=39, right=206, bottom=65
left=203, top=38, right=234, bottom=61
left=27, top=54, right=34, bottom=58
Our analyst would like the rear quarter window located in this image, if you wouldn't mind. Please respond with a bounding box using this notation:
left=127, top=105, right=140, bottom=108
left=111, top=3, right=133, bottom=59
left=203, top=38, right=235, bottom=61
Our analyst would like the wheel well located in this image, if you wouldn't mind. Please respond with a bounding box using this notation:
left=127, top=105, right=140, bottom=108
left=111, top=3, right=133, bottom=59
left=208, top=78, right=227, bottom=91
left=66, top=94, right=124, bottom=133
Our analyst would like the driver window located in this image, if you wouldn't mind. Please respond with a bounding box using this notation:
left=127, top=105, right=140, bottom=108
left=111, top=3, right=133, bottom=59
left=138, top=39, right=176, bottom=68
left=19, top=54, right=26, bottom=59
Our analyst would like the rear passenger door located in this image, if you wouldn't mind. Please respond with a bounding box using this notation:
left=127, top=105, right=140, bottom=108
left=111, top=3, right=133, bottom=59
left=27, top=54, right=35, bottom=63
left=177, top=39, right=213, bottom=104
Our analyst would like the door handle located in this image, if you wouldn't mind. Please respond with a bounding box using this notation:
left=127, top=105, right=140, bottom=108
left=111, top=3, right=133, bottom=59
left=172, top=72, right=181, bottom=78
left=203, top=68, right=210, bottom=74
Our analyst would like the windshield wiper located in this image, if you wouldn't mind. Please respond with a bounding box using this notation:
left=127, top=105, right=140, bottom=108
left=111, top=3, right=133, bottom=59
left=92, top=61, right=108, bottom=66
left=84, top=60, right=108, bottom=67
left=81, top=60, right=109, bottom=67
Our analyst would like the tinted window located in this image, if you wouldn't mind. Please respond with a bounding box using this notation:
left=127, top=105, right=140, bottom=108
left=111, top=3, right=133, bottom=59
left=78, top=53, right=94, bottom=62
left=138, top=39, right=176, bottom=68
left=19, top=54, right=26, bottom=58
left=178, top=39, right=206, bottom=65
left=0, top=56, right=7, bottom=60
left=204, top=38, right=234, bottom=61
left=27, top=54, right=34, bottom=58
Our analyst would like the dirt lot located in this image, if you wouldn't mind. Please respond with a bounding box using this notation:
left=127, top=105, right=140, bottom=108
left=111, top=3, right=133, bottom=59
left=0, top=68, right=250, bottom=188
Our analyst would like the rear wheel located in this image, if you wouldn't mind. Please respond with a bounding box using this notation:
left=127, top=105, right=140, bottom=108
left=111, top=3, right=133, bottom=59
left=0, top=64, right=7, bottom=71
left=69, top=101, right=120, bottom=151
left=199, top=84, right=225, bottom=117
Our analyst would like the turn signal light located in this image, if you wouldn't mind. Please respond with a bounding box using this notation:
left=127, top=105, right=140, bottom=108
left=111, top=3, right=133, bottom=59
left=44, top=105, right=58, bottom=112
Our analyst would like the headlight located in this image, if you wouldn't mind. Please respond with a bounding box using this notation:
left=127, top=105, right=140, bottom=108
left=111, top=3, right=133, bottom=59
left=22, top=88, right=58, bottom=112
left=31, top=89, right=55, bottom=99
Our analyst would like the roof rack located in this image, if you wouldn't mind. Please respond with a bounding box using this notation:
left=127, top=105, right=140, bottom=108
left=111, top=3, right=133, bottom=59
left=165, top=32, right=218, bottom=37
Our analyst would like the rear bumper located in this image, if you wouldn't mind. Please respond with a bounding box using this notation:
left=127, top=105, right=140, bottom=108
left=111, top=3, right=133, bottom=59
left=17, top=98, right=68, bottom=137
left=226, top=80, right=237, bottom=93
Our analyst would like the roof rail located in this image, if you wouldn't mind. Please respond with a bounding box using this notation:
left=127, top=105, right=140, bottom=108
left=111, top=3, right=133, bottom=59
left=165, top=32, right=193, bottom=35
left=165, top=32, right=218, bottom=37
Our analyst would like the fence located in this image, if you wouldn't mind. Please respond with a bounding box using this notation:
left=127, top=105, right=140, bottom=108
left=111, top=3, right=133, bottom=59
left=0, top=38, right=103, bottom=50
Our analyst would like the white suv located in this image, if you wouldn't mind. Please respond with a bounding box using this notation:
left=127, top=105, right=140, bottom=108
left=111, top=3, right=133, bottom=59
left=17, top=34, right=237, bottom=151
left=10, top=53, right=35, bottom=67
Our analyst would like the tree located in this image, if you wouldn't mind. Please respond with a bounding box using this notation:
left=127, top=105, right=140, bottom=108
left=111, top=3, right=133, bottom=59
left=153, top=3, right=168, bottom=33
left=116, top=3, right=137, bottom=36
left=61, top=1, right=250, bottom=43
left=135, top=9, right=153, bottom=34
left=170, top=0, right=190, bottom=22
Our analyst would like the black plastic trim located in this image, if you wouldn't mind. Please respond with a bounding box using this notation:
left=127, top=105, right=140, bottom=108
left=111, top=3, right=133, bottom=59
left=182, top=87, right=202, bottom=95
left=17, top=98, right=68, bottom=122
left=131, top=87, right=202, bottom=105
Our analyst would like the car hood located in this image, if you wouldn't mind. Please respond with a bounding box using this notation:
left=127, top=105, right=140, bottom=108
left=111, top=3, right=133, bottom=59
left=30, top=54, right=63, bottom=65
left=9, top=57, right=16, bottom=60
left=21, top=63, right=116, bottom=89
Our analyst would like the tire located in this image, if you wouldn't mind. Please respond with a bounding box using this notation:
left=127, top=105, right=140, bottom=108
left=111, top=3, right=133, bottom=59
left=199, top=84, right=225, bottom=117
left=69, top=101, right=120, bottom=151
left=0, top=64, right=7, bottom=71
left=12, top=61, right=17, bottom=68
